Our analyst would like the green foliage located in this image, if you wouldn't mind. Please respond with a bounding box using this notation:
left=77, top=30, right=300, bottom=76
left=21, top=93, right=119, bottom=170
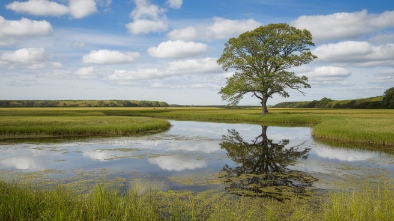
left=1, top=179, right=393, bottom=220
left=218, top=23, right=317, bottom=114
left=274, top=96, right=383, bottom=109
left=0, top=100, right=169, bottom=108
left=382, top=87, right=394, bottom=109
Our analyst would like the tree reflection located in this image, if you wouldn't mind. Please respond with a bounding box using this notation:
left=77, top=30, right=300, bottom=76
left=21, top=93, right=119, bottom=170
left=219, top=126, right=317, bottom=200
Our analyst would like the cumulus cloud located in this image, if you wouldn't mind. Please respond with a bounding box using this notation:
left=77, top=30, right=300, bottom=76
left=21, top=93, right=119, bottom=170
left=148, top=40, right=208, bottom=58
left=6, top=0, right=69, bottom=16
left=314, top=41, right=394, bottom=67
left=167, top=0, right=182, bottom=9
left=6, top=0, right=97, bottom=19
left=167, top=17, right=262, bottom=41
left=1, top=48, right=48, bottom=64
left=82, top=50, right=140, bottom=64
left=107, top=57, right=223, bottom=82
left=0, top=48, right=62, bottom=70
left=301, top=66, right=351, bottom=86
left=75, top=66, right=96, bottom=79
left=126, top=0, right=167, bottom=35
left=69, top=0, right=97, bottom=19
left=166, top=57, right=223, bottom=74
left=291, top=10, right=394, bottom=42
left=311, top=66, right=351, bottom=78
left=0, top=16, right=52, bottom=46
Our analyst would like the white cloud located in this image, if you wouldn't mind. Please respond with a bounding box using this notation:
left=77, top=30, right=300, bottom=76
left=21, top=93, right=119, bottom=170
left=148, top=155, right=208, bottom=171
left=108, top=68, right=161, bottom=81
left=314, top=41, right=394, bottom=67
left=69, top=0, right=97, bottom=19
left=301, top=66, right=352, bottom=86
left=82, top=50, right=140, bottom=64
left=314, top=41, right=372, bottom=61
left=167, top=17, right=262, bottom=41
left=6, top=0, right=69, bottom=16
left=167, top=57, right=223, bottom=74
left=167, top=0, right=182, bottom=9
left=1, top=48, right=48, bottom=64
left=0, top=16, right=52, bottom=46
left=126, top=0, right=167, bottom=35
left=6, top=0, right=97, bottom=19
left=75, top=66, right=96, bottom=79
left=291, top=10, right=394, bottom=42
left=0, top=48, right=62, bottom=70
left=311, top=66, right=351, bottom=78
left=148, top=40, right=208, bottom=58
left=107, top=57, right=223, bottom=82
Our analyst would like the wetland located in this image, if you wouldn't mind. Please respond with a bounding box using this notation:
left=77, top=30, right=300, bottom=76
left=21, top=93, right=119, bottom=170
left=1, top=120, right=392, bottom=194
left=1, top=108, right=393, bottom=220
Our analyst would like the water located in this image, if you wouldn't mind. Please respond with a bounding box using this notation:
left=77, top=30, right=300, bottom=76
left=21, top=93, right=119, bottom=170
left=0, top=120, right=393, bottom=193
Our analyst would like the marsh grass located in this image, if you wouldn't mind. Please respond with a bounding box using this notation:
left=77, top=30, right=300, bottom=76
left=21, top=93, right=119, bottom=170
left=1, top=180, right=393, bottom=221
left=0, top=108, right=170, bottom=138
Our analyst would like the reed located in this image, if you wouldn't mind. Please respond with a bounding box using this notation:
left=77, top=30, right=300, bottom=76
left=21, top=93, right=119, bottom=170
left=0, top=109, right=170, bottom=138
left=1, top=180, right=393, bottom=220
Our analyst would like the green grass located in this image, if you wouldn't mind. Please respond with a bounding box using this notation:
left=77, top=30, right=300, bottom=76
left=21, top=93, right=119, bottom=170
left=0, top=108, right=170, bottom=138
left=1, top=180, right=393, bottom=220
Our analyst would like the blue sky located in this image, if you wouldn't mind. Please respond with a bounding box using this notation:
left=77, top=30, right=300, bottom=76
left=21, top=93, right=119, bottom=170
left=1, top=0, right=394, bottom=105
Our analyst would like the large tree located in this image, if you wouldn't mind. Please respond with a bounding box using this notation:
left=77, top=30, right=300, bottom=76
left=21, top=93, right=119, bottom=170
left=382, top=87, right=394, bottom=109
left=217, top=23, right=317, bottom=114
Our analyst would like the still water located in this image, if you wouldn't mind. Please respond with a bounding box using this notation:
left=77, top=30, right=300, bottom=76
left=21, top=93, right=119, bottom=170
left=0, top=120, right=393, bottom=193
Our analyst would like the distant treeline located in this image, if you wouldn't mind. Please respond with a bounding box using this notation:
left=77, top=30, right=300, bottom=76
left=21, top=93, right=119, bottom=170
left=0, top=100, right=169, bottom=108
left=273, top=96, right=383, bottom=109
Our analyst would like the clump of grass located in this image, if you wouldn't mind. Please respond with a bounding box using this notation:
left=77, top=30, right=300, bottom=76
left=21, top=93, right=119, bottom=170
left=0, top=182, right=159, bottom=221
left=0, top=115, right=170, bottom=139
left=1, top=179, right=393, bottom=220
left=321, top=182, right=394, bottom=221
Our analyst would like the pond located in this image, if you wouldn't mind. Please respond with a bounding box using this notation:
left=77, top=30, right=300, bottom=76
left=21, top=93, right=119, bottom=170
left=0, top=120, right=393, bottom=197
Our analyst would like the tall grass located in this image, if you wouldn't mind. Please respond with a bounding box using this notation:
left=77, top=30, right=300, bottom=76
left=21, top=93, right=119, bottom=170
left=1, top=180, right=393, bottom=220
left=0, top=108, right=170, bottom=138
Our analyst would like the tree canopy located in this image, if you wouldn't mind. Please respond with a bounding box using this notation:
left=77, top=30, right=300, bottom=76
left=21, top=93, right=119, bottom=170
left=382, top=87, right=394, bottom=109
left=217, top=23, right=317, bottom=114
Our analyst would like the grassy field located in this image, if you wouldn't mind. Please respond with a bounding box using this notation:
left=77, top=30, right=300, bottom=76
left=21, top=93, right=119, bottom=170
left=0, top=108, right=170, bottom=139
left=0, top=107, right=393, bottom=147
left=0, top=180, right=393, bottom=221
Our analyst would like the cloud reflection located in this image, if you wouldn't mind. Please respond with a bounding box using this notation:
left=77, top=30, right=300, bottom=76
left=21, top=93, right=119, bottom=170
left=82, top=149, right=135, bottom=161
left=0, top=156, right=45, bottom=170
left=148, top=155, right=208, bottom=171
left=312, top=146, right=379, bottom=162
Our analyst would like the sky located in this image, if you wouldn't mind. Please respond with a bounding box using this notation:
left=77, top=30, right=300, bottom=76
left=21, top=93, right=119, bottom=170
left=0, top=0, right=394, bottom=105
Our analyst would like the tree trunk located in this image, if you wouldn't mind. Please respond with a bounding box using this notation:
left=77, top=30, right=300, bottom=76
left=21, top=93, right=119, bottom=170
left=261, top=97, right=269, bottom=115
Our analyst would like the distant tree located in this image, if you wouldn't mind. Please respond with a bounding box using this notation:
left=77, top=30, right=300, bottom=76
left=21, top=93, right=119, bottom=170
left=218, top=23, right=317, bottom=114
left=382, top=87, right=394, bottom=109
left=317, top=97, right=333, bottom=108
